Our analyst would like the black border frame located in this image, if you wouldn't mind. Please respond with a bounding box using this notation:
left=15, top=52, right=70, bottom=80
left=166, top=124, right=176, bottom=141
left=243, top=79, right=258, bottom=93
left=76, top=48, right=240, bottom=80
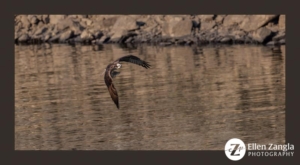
left=2, top=0, right=299, bottom=164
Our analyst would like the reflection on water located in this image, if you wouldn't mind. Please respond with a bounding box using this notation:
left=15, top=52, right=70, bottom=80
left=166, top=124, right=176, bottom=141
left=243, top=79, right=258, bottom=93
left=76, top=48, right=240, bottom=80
left=15, top=43, right=285, bottom=150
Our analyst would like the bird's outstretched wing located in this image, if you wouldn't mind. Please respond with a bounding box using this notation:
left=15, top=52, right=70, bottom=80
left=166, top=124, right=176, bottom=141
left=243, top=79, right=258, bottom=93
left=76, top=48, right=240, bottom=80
left=104, top=68, right=119, bottom=109
left=115, top=55, right=151, bottom=69
left=104, top=55, right=151, bottom=109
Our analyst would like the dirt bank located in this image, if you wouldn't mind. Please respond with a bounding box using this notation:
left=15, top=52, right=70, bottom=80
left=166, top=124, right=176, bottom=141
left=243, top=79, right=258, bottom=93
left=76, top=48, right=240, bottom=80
left=14, top=15, right=285, bottom=46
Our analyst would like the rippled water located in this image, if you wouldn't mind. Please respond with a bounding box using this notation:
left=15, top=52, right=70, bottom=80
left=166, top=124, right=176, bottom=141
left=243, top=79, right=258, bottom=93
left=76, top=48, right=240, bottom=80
left=15, top=43, right=285, bottom=150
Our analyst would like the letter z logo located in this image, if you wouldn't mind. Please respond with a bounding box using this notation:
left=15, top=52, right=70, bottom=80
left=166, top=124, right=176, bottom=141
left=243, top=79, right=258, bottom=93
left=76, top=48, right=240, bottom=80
left=225, top=138, right=246, bottom=161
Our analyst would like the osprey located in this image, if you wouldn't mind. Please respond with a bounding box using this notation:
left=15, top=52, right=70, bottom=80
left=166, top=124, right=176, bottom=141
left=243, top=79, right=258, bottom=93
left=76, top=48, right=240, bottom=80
left=104, top=55, right=151, bottom=109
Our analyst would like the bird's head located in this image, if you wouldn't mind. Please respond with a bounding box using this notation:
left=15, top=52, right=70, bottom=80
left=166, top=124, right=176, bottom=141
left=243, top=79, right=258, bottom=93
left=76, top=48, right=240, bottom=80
left=116, top=63, right=122, bottom=69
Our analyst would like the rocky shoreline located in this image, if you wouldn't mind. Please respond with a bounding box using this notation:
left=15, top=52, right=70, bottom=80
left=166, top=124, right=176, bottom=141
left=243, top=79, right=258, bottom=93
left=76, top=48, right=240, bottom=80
left=14, top=15, right=285, bottom=46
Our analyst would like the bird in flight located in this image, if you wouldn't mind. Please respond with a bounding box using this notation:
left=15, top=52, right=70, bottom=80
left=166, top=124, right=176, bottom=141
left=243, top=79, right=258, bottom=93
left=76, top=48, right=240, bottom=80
left=104, top=55, right=151, bottom=109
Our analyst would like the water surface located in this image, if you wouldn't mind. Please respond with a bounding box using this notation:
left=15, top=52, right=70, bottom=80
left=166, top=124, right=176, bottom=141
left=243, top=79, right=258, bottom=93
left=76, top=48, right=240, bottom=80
left=15, top=43, right=285, bottom=150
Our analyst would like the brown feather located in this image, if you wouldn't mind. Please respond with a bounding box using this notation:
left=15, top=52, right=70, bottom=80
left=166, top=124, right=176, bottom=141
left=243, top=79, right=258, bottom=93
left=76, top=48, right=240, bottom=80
left=108, top=83, right=119, bottom=109
left=115, top=55, right=151, bottom=69
left=104, top=64, right=119, bottom=109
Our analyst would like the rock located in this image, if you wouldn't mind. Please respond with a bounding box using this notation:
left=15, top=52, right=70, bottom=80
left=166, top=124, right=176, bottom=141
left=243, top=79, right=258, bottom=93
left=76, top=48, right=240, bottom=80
left=135, top=15, right=150, bottom=22
left=35, top=21, right=44, bottom=28
left=208, top=36, right=216, bottom=42
left=15, top=15, right=22, bottom=22
left=67, top=15, right=79, bottom=19
left=266, top=40, right=284, bottom=46
left=177, top=40, right=186, bottom=45
left=119, top=32, right=137, bottom=43
left=233, top=37, right=244, bottom=43
left=266, top=41, right=275, bottom=46
left=136, top=21, right=146, bottom=27
left=42, top=33, right=52, bottom=41
left=90, top=18, right=114, bottom=33
left=91, top=40, right=97, bottom=44
left=113, top=16, right=137, bottom=30
left=220, top=37, right=232, bottom=43
left=215, top=15, right=226, bottom=24
left=223, top=15, right=278, bottom=32
left=134, top=33, right=149, bottom=43
left=279, top=39, right=285, bottom=44
left=139, top=17, right=158, bottom=31
left=181, top=36, right=195, bottom=44
left=231, top=29, right=246, bottom=36
left=49, top=29, right=74, bottom=42
left=278, top=15, right=285, bottom=30
left=27, top=15, right=39, bottom=25
left=45, top=24, right=56, bottom=35
left=81, top=18, right=93, bottom=26
left=92, top=39, right=103, bottom=45
left=33, top=26, right=48, bottom=36
left=88, top=15, right=119, bottom=22
left=13, top=14, right=286, bottom=45
left=18, top=33, right=30, bottom=42
left=20, top=15, right=31, bottom=29
left=146, top=24, right=158, bottom=34
left=98, top=36, right=110, bottom=43
left=150, top=15, right=164, bottom=25
left=197, top=15, right=215, bottom=22
left=56, top=18, right=85, bottom=35
left=216, top=25, right=247, bottom=42
left=59, top=30, right=73, bottom=42
left=110, top=30, right=126, bottom=42
left=223, top=15, right=247, bottom=27
left=273, top=30, right=285, bottom=41
left=15, top=30, right=27, bottom=41
left=80, top=29, right=93, bottom=41
left=239, top=15, right=278, bottom=32
left=232, top=30, right=246, bottom=42
left=244, top=35, right=253, bottom=43
left=14, top=32, right=20, bottom=40
left=76, top=15, right=88, bottom=19
left=49, top=15, right=67, bottom=24
left=70, top=35, right=83, bottom=43
left=164, top=15, right=187, bottom=21
left=200, top=21, right=216, bottom=31
left=265, top=23, right=279, bottom=32
left=42, top=15, right=50, bottom=24
left=185, top=40, right=194, bottom=45
left=15, top=21, right=23, bottom=33
left=159, top=42, right=173, bottom=46
left=124, top=37, right=134, bottom=43
left=249, top=27, right=273, bottom=43
left=55, top=18, right=72, bottom=31
left=217, top=26, right=230, bottom=37
left=110, top=16, right=138, bottom=40
left=92, top=30, right=103, bottom=39
left=31, top=34, right=42, bottom=41
left=50, top=30, right=73, bottom=43
left=36, top=15, right=43, bottom=21
left=126, top=15, right=146, bottom=20
left=49, top=33, right=60, bottom=42
left=171, top=19, right=192, bottom=37
left=162, top=17, right=192, bottom=38
left=102, top=16, right=119, bottom=28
